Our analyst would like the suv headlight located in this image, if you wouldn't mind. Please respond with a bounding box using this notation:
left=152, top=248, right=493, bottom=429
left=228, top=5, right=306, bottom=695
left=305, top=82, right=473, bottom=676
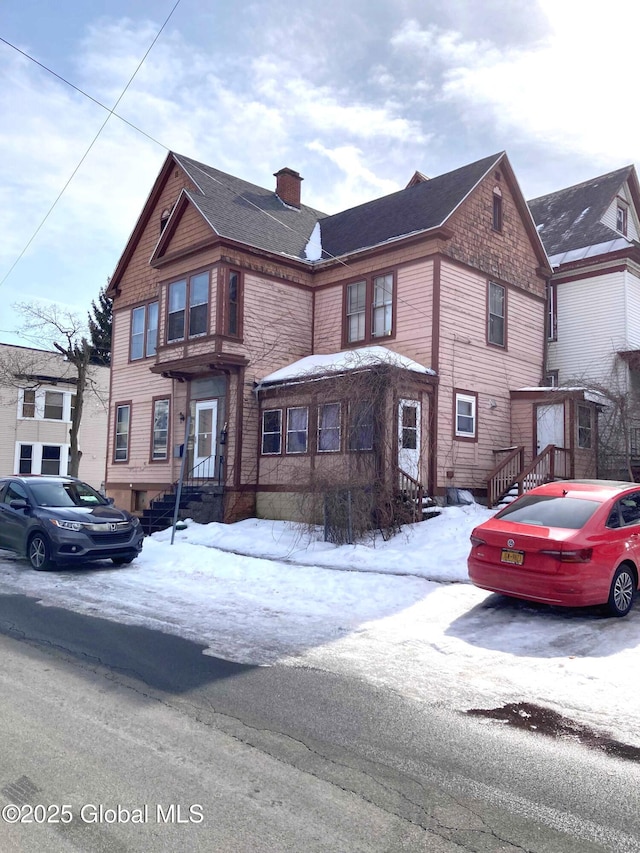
left=49, top=519, right=83, bottom=532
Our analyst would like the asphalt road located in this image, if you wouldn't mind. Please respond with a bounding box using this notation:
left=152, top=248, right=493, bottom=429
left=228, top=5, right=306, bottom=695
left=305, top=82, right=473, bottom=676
left=0, top=592, right=639, bottom=852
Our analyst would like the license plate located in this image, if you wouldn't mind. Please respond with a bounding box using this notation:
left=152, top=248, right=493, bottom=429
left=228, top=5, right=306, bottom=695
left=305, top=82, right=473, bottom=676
left=501, top=548, right=524, bottom=566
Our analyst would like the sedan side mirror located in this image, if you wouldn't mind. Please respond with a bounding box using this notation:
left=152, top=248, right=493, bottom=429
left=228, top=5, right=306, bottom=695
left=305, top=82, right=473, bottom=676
left=9, top=499, right=28, bottom=510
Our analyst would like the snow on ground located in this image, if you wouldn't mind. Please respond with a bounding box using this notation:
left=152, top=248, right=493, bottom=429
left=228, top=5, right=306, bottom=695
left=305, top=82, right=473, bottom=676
left=1, top=503, right=640, bottom=746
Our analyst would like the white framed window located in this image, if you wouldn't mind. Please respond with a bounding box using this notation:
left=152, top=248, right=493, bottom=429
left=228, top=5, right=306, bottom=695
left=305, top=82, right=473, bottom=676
left=455, top=392, right=477, bottom=438
left=318, top=403, right=341, bottom=452
left=18, top=386, right=74, bottom=422
left=261, top=409, right=282, bottom=455
left=14, top=442, right=69, bottom=476
left=114, top=404, right=131, bottom=462
left=152, top=398, right=170, bottom=461
left=617, top=203, right=628, bottom=236
left=286, top=407, right=309, bottom=454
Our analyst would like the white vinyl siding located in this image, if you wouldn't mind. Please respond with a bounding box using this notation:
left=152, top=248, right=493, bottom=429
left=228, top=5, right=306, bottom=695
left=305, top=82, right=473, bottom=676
left=601, top=185, right=640, bottom=241
left=547, top=270, right=636, bottom=388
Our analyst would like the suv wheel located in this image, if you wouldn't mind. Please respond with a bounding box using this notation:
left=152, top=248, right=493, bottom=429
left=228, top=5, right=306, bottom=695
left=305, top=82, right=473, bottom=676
left=28, top=533, right=53, bottom=571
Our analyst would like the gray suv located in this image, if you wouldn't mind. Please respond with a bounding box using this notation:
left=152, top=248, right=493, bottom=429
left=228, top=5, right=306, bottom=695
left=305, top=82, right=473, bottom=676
left=0, top=476, right=144, bottom=570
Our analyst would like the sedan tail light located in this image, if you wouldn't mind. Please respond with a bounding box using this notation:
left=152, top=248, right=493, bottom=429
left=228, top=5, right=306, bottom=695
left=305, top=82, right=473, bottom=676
left=470, top=534, right=486, bottom=547
left=539, top=548, right=593, bottom=563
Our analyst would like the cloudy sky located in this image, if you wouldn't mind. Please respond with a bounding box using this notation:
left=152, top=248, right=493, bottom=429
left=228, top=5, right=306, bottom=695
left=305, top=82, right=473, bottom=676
left=1, top=0, right=638, bottom=346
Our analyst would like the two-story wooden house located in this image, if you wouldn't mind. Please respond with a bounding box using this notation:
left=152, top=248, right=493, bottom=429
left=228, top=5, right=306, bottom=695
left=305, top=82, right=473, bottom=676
left=105, top=150, right=599, bottom=525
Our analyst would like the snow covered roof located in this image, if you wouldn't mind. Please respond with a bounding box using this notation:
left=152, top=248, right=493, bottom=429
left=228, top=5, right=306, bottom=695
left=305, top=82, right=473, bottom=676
left=528, top=165, right=634, bottom=259
left=256, top=346, right=434, bottom=391
left=518, top=386, right=608, bottom=405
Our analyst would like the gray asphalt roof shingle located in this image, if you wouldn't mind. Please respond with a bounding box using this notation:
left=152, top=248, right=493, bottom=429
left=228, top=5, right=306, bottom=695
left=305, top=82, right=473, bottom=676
left=173, top=151, right=504, bottom=262
left=528, top=166, right=633, bottom=257
left=319, top=152, right=503, bottom=258
left=174, top=154, right=327, bottom=260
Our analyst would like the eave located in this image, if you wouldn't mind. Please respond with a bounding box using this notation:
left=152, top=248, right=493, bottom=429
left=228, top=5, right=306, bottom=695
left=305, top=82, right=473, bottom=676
left=149, top=351, right=249, bottom=378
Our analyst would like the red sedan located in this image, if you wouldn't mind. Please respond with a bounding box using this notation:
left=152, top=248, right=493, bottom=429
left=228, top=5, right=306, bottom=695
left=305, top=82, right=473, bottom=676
left=468, top=480, right=640, bottom=617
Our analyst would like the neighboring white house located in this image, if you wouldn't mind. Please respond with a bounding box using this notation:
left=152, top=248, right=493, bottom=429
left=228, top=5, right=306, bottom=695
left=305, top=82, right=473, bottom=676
left=529, top=165, right=640, bottom=476
left=0, top=343, right=109, bottom=489
left=529, top=165, right=640, bottom=391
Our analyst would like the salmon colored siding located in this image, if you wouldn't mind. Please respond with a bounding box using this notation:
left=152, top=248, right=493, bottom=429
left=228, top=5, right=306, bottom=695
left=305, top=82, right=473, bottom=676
left=435, top=259, right=545, bottom=492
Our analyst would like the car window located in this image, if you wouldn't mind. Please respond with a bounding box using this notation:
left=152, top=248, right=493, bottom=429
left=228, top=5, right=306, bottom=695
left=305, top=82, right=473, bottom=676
left=495, top=494, right=601, bottom=529
left=609, top=492, right=640, bottom=528
left=28, top=480, right=106, bottom=508
left=3, top=482, right=28, bottom=504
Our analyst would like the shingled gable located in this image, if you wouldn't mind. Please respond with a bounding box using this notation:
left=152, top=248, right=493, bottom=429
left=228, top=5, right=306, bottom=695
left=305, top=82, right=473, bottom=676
left=107, top=152, right=329, bottom=296
left=528, top=165, right=640, bottom=260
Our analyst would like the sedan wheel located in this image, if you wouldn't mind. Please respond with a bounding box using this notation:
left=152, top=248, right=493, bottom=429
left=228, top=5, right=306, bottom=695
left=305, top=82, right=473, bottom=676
left=607, top=565, right=636, bottom=617
left=28, top=534, right=53, bottom=571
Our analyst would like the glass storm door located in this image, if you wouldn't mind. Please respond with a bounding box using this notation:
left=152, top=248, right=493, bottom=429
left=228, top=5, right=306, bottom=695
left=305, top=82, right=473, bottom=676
left=398, top=399, right=421, bottom=480
left=536, top=403, right=564, bottom=453
left=194, top=400, right=218, bottom=478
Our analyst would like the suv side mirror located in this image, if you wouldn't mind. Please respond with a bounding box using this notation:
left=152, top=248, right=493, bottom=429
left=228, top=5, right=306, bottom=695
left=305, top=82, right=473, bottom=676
left=106, top=496, right=115, bottom=506
left=9, top=499, right=28, bottom=510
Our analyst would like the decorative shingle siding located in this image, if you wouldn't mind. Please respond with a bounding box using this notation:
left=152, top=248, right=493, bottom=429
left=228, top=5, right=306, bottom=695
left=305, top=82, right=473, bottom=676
left=444, top=171, right=546, bottom=297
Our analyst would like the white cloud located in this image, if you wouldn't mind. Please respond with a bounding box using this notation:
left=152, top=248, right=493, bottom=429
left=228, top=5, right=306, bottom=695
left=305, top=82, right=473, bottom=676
left=391, top=3, right=640, bottom=169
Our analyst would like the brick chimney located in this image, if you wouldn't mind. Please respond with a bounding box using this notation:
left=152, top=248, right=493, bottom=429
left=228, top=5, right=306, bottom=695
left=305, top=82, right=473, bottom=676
left=274, top=168, right=303, bottom=208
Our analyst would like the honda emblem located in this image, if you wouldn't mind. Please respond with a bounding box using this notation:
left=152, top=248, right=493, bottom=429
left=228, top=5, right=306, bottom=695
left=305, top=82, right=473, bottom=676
left=109, top=523, right=118, bottom=532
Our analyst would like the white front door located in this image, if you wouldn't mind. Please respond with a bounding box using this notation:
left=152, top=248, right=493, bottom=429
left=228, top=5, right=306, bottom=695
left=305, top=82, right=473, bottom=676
left=536, top=403, right=564, bottom=453
left=194, top=400, right=218, bottom=479
left=398, top=399, right=421, bottom=480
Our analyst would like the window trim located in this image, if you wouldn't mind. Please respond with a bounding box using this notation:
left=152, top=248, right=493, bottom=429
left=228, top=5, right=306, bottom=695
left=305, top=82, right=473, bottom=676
left=317, top=402, right=342, bottom=453
left=223, top=268, right=243, bottom=339
left=617, top=201, right=628, bottom=236
left=18, top=386, right=74, bottom=422
left=285, top=406, right=309, bottom=455
left=130, top=300, right=159, bottom=361
left=14, top=442, right=69, bottom=476
left=454, top=390, right=478, bottom=442
left=577, top=403, right=592, bottom=450
left=487, top=281, right=507, bottom=348
left=342, top=270, right=397, bottom=347
left=261, top=409, right=283, bottom=456
left=492, top=191, right=503, bottom=232
left=348, top=401, right=375, bottom=452
left=547, top=282, right=557, bottom=341
left=166, top=270, right=211, bottom=344
left=150, top=397, right=171, bottom=462
left=113, top=402, right=132, bottom=463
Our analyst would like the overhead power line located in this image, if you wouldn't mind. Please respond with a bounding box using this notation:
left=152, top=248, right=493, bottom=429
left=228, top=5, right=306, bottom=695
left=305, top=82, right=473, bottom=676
left=0, top=0, right=181, bottom=290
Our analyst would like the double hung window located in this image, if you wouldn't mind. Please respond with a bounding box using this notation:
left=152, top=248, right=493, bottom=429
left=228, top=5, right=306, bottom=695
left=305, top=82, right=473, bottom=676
left=131, top=302, right=158, bottom=359
left=345, top=272, right=394, bottom=344
left=167, top=272, right=209, bottom=343
left=488, top=282, right=506, bottom=347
